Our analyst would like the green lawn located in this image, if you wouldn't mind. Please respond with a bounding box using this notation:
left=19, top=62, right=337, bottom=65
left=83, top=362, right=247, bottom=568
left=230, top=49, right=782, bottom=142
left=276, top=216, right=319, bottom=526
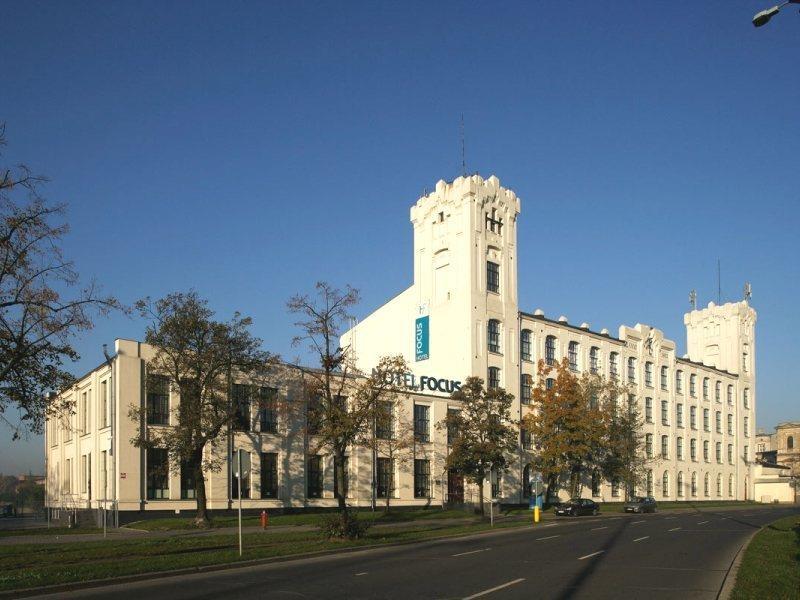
left=731, top=514, right=800, bottom=600
left=0, top=526, right=103, bottom=538
left=0, top=518, right=530, bottom=592
left=127, top=508, right=477, bottom=531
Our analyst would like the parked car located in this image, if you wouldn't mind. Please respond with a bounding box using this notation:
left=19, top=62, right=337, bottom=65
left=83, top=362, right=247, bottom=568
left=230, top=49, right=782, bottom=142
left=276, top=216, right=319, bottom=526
left=554, top=498, right=600, bottom=516
left=623, top=496, right=657, bottom=513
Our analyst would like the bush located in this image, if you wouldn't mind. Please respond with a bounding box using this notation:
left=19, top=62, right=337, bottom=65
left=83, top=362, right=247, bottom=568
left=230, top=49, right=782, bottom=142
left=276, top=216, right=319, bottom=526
left=318, top=512, right=371, bottom=540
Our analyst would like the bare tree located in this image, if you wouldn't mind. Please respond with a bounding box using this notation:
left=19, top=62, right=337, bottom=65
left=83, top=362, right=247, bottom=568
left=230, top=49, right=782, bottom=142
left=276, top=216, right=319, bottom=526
left=129, top=291, right=276, bottom=527
left=0, top=123, right=120, bottom=438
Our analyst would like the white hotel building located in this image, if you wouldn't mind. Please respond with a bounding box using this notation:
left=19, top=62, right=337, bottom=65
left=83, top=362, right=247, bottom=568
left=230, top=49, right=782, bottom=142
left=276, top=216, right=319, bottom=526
left=45, top=174, right=757, bottom=522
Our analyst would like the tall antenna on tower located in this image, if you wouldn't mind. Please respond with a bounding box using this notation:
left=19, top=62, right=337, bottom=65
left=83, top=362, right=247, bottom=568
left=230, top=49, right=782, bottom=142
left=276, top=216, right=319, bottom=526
left=717, top=259, right=721, bottom=304
left=460, top=113, right=466, bottom=176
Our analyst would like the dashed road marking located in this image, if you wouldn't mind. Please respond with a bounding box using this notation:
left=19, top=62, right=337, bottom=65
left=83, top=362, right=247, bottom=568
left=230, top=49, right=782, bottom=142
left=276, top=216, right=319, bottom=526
left=697, top=521, right=709, bottom=525
left=355, top=572, right=368, bottom=576
left=591, top=526, right=608, bottom=531
left=632, top=520, right=646, bottom=524
left=664, top=517, right=677, bottom=520
left=453, top=548, right=491, bottom=557
left=633, top=536, right=649, bottom=542
left=462, top=578, right=525, bottom=599
left=578, top=551, right=605, bottom=560
left=536, top=535, right=560, bottom=541
left=669, top=527, right=682, bottom=532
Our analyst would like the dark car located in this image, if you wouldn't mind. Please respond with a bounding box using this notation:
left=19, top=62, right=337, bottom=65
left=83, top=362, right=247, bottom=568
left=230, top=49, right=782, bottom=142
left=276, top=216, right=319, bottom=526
left=623, top=496, right=657, bottom=513
left=554, top=498, right=600, bottom=517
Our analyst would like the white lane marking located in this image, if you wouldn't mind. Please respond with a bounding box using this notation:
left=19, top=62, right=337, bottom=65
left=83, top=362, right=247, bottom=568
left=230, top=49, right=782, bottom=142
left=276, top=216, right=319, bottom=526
left=536, top=535, right=560, bottom=540
left=542, top=523, right=558, bottom=528
left=462, top=578, right=525, bottom=600
left=355, top=572, right=368, bottom=576
left=633, top=536, right=649, bottom=542
left=578, top=550, right=604, bottom=560
left=664, top=517, right=677, bottom=520
left=697, top=521, right=709, bottom=525
left=453, top=548, right=491, bottom=557
left=591, top=526, right=608, bottom=531
left=632, top=520, right=646, bottom=524
left=669, top=527, right=682, bottom=531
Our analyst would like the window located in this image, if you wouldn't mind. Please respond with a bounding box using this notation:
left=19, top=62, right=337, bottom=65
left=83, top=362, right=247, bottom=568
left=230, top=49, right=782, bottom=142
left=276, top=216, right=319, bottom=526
left=677, top=471, right=684, bottom=497
left=645, top=362, right=653, bottom=387
left=676, top=370, right=683, bottom=394
left=81, top=453, right=91, bottom=498
left=591, top=472, right=601, bottom=497
left=521, top=427, right=533, bottom=450
left=334, top=456, right=348, bottom=499
left=676, top=403, right=684, bottom=428
left=646, top=470, right=653, bottom=496
left=520, top=374, right=532, bottom=404
left=661, top=366, right=668, bottom=390
left=691, top=472, right=697, bottom=497
left=690, top=374, right=697, bottom=397
left=646, top=434, right=653, bottom=458
left=100, top=380, right=109, bottom=428
left=414, top=459, right=430, bottom=498
left=628, top=358, right=636, bottom=383
left=100, top=450, right=107, bottom=500
left=377, top=458, right=394, bottom=498
left=690, top=406, right=697, bottom=430
left=307, top=396, right=323, bottom=435
left=490, top=468, right=500, bottom=499
left=487, top=319, right=501, bottom=353
left=744, top=445, right=749, bottom=462
left=485, top=208, right=503, bottom=234
left=716, top=442, right=722, bottom=463
left=715, top=411, right=721, bottom=434
left=661, top=400, right=669, bottom=425
left=715, top=381, right=721, bottom=403
left=545, top=336, right=556, bottom=366
left=704, top=472, right=710, bottom=497
left=486, top=261, right=500, bottom=293
left=146, top=448, right=169, bottom=500
left=307, top=456, right=323, bottom=498
left=728, top=474, right=734, bottom=497
left=568, top=341, right=579, bottom=372
left=487, top=366, right=500, bottom=390
left=677, top=437, right=684, bottom=460
left=520, top=329, right=532, bottom=361
left=690, top=438, right=697, bottom=461
left=258, top=387, right=279, bottom=434
left=727, top=414, right=733, bottom=436
left=743, top=388, right=750, bottom=409
left=260, top=453, right=278, bottom=498
left=232, top=384, right=252, bottom=432
left=64, top=458, right=71, bottom=494
left=545, top=378, right=554, bottom=390
left=703, top=440, right=709, bottom=462
left=447, top=409, right=459, bottom=446
left=703, top=377, right=709, bottom=400
left=661, top=435, right=669, bottom=459
left=703, top=408, right=710, bottom=432
left=180, top=460, right=196, bottom=499
left=744, top=416, right=749, bottom=438
left=80, top=391, right=89, bottom=433
left=611, top=480, right=620, bottom=498
left=789, top=436, right=795, bottom=450
left=727, top=385, right=733, bottom=405
left=645, top=398, right=653, bottom=423
left=662, top=471, right=669, bottom=497
left=727, top=443, right=733, bottom=464
left=590, top=347, right=600, bottom=374
left=376, top=401, right=394, bottom=440
left=610, top=352, right=619, bottom=380
left=414, top=404, right=430, bottom=442
left=742, top=345, right=749, bottom=373
left=232, top=452, right=251, bottom=499
left=146, top=374, right=170, bottom=426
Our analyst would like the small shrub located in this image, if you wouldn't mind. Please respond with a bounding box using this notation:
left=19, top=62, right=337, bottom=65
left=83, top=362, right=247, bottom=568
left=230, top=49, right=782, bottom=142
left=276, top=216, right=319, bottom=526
left=318, top=512, right=371, bottom=540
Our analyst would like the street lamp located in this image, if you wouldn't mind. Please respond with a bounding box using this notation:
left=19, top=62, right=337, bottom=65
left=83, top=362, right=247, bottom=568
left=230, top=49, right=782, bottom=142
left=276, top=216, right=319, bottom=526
left=753, top=0, right=800, bottom=27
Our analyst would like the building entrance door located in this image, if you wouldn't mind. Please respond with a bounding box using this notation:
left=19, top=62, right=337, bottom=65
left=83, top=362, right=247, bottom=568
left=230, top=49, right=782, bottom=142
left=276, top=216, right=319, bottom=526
left=448, top=470, right=464, bottom=504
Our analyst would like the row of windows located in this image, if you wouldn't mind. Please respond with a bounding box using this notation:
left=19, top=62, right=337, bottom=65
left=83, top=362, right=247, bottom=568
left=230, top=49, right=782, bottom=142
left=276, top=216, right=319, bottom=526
left=644, top=434, right=744, bottom=464
left=643, top=400, right=749, bottom=437
left=50, top=380, right=111, bottom=445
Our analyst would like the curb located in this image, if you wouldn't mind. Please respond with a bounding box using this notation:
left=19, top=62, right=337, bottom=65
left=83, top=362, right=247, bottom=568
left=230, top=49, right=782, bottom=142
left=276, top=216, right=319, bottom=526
left=0, top=519, right=542, bottom=599
left=716, top=524, right=761, bottom=600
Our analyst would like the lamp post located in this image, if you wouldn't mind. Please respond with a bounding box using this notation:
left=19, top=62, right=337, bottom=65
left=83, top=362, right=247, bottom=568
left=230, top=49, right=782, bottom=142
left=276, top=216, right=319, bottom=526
left=752, top=1, right=800, bottom=27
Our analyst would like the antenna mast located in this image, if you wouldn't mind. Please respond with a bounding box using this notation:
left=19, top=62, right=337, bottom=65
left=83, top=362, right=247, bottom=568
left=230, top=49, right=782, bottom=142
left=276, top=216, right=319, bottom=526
left=460, top=113, right=466, bottom=176
left=717, top=259, right=721, bottom=304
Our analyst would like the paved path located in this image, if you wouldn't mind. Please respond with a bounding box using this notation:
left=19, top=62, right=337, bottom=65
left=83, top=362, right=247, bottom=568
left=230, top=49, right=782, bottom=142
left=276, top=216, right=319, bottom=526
left=22, top=504, right=799, bottom=599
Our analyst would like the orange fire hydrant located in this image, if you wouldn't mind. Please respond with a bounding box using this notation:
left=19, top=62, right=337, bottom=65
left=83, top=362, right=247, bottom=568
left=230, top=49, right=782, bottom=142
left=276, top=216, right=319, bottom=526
left=260, top=510, right=268, bottom=529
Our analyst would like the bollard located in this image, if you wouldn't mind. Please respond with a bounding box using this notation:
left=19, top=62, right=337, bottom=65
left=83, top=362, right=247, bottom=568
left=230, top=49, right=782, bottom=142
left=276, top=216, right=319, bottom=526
left=534, top=505, right=540, bottom=524
left=260, top=510, right=268, bottom=530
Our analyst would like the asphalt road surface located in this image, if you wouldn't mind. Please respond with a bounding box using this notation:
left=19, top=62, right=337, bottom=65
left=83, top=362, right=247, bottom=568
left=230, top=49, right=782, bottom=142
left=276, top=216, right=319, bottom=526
left=29, top=505, right=799, bottom=600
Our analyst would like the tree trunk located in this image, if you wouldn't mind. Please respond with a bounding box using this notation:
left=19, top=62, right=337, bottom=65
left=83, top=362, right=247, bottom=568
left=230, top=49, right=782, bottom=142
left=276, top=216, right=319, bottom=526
left=334, top=450, right=349, bottom=524
left=477, top=468, right=485, bottom=516
left=192, top=449, right=210, bottom=528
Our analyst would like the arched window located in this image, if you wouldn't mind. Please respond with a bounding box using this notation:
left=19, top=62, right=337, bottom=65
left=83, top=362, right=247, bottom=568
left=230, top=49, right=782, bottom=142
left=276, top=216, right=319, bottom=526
left=661, top=366, right=668, bottom=390
left=520, top=329, right=532, bottom=362
left=520, top=374, right=532, bottom=404
left=609, top=352, right=619, bottom=379
left=590, top=347, right=600, bottom=374
left=545, top=336, right=556, bottom=366
left=646, top=470, right=653, bottom=496
left=728, top=474, right=734, bottom=497
left=522, top=464, right=531, bottom=498
left=568, top=341, right=579, bottom=371
left=743, top=388, right=750, bottom=409
left=691, top=472, right=698, bottom=497
left=716, top=473, right=722, bottom=497
left=727, top=385, right=733, bottom=405
left=628, top=357, right=637, bottom=383
left=788, top=436, right=795, bottom=450
left=704, top=472, right=710, bottom=497
left=487, top=367, right=500, bottom=390
left=487, top=320, right=500, bottom=353
left=662, top=471, right=670, bottom=497
left=677, top=471, right=684, bottom=497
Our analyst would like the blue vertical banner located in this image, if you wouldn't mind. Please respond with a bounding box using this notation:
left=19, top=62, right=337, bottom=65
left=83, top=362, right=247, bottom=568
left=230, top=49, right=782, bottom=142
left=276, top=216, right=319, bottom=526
left=415, top=315, right=429, bottom=361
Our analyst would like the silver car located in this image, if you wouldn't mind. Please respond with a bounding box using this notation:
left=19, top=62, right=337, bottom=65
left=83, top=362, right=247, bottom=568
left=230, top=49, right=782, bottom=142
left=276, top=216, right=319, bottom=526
left=623, top=496, right=657, bottom=513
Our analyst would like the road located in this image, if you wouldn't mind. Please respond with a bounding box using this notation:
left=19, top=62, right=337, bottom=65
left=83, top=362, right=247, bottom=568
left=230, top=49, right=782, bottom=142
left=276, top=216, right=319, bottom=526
left=28, top=505, right=799, bottom=600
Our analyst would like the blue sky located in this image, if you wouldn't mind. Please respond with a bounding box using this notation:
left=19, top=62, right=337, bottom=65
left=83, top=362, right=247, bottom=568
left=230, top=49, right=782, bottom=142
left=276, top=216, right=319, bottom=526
left=1, top=1, right=798, bottom=473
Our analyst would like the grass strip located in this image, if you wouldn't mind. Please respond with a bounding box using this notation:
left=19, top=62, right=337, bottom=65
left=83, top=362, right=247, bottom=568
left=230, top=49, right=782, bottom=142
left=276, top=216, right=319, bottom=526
left=730, top=514, right=799, bottom=600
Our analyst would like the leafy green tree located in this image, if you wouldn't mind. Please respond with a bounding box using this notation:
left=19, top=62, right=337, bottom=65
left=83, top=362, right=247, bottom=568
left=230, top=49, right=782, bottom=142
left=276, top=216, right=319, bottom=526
left=600, top=394, right=650, bottom=500
left=129, top=291, right=275, bottom=527
left=438, top=376, right=517, bottom=516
